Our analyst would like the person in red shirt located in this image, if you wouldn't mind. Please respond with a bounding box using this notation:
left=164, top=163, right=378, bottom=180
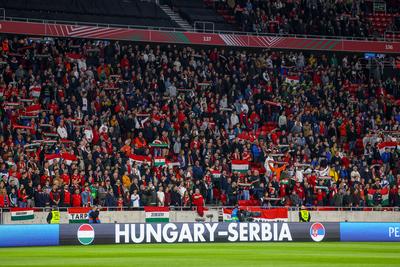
left=62, top=185, right=71, bottom=207
left=294, top=182, right=305, bottom=201
left=117, top=197, right=124, bottom=210
left=61, top=173, right=70, bottom=186
left=72, top=189, right=82, bottom=207
left=18, top=188, right=28, bottom=208
left=192, top=188, right=205, bottom=217
left=0, top=189, right=10, bottom=207
left=316, top=189, right=324, bottom=206
left=71, top=170, right=81, bottom=186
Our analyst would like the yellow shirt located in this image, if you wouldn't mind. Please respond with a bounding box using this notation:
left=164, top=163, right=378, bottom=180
left=329, top=168, right=339, bottom=182
left=122, top=175, right=131, bottom=189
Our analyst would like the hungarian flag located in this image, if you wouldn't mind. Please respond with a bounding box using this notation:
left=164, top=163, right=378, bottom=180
left=367, top=188, right=389, bottom=206
left=129, top=154, right=151, bottom=165
left=45, top=154, right=61, bottom=165
left=285, top=76, right=299, bottom=84
left=223, top=208, right=233, bottom=222
left=144, top=206, right=169, bottom=222
left=149, top=140, right=169, bottom=148
left=243, top=207, right=288, bottom=222
left=211, top=170, right=221, bottom=179
left=377, top=141, right=398, bottom=155
left=231, top=160, right=249, bottom=173
left=61, top=152, right=78, bottom=165
left=29, top=85, right=41, bottom=98
left=166, top=160, right=180, bottom=168
left=68, top=207, right=90, bottom=223
left=154, top=157, right=166, bottom=167
left=10, top=208, right=35, bottom=221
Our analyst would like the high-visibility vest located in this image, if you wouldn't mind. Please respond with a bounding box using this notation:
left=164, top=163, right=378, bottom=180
left=50, top=211, right=60, bottom=224
left=300, top=209, right=310, bottom=222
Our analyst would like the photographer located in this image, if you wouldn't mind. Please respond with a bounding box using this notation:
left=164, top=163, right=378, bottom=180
left=88, top=205, right=101, bottom=224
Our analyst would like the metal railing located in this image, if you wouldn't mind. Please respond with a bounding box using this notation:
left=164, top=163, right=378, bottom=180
left=194, top=21, right=215, bottom=33
left=0, top=206, right=398, bottom=213
left=2, top=14, right=400, bottom=42
left=384, top=30, right=400, bottom=42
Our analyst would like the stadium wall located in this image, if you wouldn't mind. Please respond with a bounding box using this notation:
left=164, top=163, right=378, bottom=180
left=2, top=210, right=399, bottom=224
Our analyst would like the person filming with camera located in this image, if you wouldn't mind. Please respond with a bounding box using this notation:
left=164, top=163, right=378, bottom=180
left=88, top=205, right=101, bottom=224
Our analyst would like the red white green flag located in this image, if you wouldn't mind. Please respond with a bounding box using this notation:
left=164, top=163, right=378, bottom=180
left=231, top=160, right=249, bottom=173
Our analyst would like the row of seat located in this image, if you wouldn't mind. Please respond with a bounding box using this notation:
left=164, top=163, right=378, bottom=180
left=5, top=8, right=179, bottom=28
left=1, top=0, right=169, bottom=19
left=2, top=0, right=180, bottom=28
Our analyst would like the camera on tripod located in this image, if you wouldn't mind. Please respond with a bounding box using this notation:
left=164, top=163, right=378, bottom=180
left=239, top=210, right=261, bottom=222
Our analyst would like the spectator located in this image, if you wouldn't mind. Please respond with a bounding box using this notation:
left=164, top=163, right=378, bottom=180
left=0, top=35, right=398, bottom=213
left=131, top=189, right=140, bottom=208
left=157, top=186, right=165, bottom=206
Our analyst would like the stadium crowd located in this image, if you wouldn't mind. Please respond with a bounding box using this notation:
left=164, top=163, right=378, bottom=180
left=220, top=0, right=399, bottom=37
left=0, top=35, right=399, bottom=211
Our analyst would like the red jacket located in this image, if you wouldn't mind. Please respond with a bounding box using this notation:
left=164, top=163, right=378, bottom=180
left=63, top=190, right=71, bottom=205
left=0, top=194, right=10, bottom=207
left=72, top=193, right=82, bottom=207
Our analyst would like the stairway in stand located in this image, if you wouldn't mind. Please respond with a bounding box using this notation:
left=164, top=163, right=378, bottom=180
left=160, top=5, right=192, bottom=31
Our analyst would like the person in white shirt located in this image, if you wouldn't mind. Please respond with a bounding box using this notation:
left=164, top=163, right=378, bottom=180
left=240, top=100, right=249, bottom=114
left=230, top=111, right=239, bottom=127
left=130, top=190, right=140, bottom=208
left=57, top=121, right=68, bottom=139
left=350, top=166, right=361, bottom=182
left=157, top=186, right=165, bottom=206
left=278, top=113, right=287, bottom=129
left=219, top=95, right=228, bottom=109
left=84, top=126, right=93, bottom=143
left=264, top=155, right=274, bottom=176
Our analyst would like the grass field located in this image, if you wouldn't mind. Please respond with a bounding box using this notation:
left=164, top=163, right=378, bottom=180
left=0, top=242, right=399, bottom=267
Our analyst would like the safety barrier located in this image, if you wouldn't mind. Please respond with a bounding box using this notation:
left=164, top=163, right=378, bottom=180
left=0, top=222, right=399, bottom=247
left=1, top=13, right=399, bottom=42
left=0, top=20, right=399, bottom=53
left=0, top=206, right=398, bottom=213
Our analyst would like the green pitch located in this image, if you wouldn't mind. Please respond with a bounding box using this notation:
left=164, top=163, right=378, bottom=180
left=0, top=243, right=399, bottom=267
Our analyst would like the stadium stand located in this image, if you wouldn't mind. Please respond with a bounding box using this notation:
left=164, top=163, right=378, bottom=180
left=0, top=35, right=399, bottom=210
left=0, top=0, right=179, bottom=28
left=207, top=0, right=400, bottom=38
